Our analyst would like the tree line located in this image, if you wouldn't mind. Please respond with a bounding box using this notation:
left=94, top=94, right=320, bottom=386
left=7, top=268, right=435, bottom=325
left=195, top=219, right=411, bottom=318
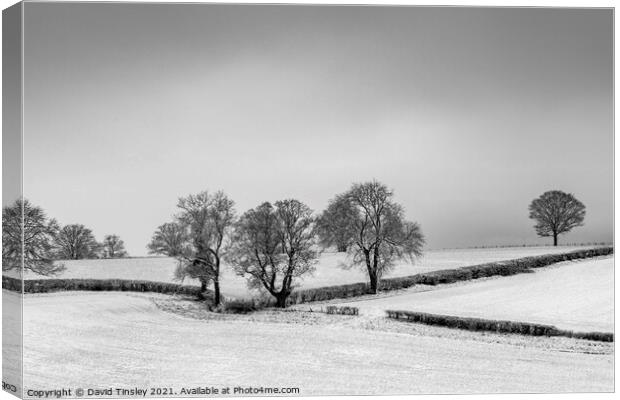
left=2, top=200, right=128, bottom=275
left=2, top=181, right=586, bottom=308
left=146, top=181, right=425, bottom=307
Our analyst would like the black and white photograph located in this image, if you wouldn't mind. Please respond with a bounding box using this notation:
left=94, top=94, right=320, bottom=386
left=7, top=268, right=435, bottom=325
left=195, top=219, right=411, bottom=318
left=1, top=1, right=615, bottom=398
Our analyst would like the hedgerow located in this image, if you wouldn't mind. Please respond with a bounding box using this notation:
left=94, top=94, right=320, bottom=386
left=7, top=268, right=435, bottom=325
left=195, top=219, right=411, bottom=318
left=385, top=310, right=614, bottom=342
left=2, top=276, right=204, bottom=297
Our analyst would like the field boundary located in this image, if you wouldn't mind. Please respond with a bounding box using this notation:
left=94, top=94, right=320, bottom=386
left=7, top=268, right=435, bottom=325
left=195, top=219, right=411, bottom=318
left=2, top=277, right=207, bottom=297
left=286, top=246, right=613, bottom=305
left=385, top=310, right=614, bottom=342
left=4, top=247, right=613, bottom=304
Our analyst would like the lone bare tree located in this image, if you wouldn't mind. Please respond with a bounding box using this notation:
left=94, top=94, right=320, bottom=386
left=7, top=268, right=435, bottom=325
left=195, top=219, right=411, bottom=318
left=529, top=190, right=586, bottom=246
left=147, top=222, right=187, bottom=257
left=148, top=191, right=235, bottom=305
left=2, top=199, right=65, bottom=276
left=328, top=181, right=425, bottom=294
left=102, top=234, right=128, bottom=258
left=316, top=193, right=358, bottom=252
left=54, top=224, right=101, bottom=259
left=228, top=200, right=319, bottom=307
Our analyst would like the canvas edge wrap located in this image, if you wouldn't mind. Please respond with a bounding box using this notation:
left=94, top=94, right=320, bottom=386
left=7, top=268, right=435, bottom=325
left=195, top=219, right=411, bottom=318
left=3, top=1, right=24, bottom=398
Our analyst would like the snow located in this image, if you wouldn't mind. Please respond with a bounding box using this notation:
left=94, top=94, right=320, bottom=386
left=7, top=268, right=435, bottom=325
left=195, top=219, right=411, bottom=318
left=332, top=257, right=614, bottom=332
left=3, top=247, right=613, bottom=396
left=2, top=290, right=612, bottom=396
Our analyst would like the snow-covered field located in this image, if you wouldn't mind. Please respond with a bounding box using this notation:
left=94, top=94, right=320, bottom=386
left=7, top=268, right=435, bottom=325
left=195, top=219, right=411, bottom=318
left=328, top=256, right=614, bottom=332
left=4, top=290, right=613, bottom=396
left=18, top=245, right=599, bottom=298
left=4, top=246, right=612, bottom=395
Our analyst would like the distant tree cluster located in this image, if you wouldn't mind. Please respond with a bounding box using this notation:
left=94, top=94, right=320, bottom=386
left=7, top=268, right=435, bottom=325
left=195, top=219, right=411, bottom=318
left=2, top=199, right=130, bottom=275
left=54, top=224, right=101, bottom=260
left=101, top=235, right=129, bottom=259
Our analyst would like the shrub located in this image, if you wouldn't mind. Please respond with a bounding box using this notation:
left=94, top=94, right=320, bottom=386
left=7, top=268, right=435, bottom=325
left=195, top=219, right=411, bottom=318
left=325, top=305, right=359, bottom=315
left=220, top=299, right=261, bottom=314
left=286, top=282, right=368, bottom=306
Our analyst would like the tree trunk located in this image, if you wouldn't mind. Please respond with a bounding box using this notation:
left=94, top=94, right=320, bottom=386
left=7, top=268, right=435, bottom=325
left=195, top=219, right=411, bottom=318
left=553, top=234, right=558, bottom=246
left=363, top=249, right=378, bottom=294
left=213, top=278, right=221, bottom=306
left=275, top=292, right=288, bottom=308
left=369, top=270, right=378, bottom=294
left=370, top=245, right=381, bottom=294
left=213, top=255, right=221, bottom=306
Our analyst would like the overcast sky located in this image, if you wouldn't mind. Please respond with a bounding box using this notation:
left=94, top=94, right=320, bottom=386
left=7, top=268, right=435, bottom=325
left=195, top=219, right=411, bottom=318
left=18, top=4, right=612, bottom=256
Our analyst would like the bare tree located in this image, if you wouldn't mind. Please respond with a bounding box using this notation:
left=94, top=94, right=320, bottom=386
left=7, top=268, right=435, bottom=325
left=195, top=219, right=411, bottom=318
left=316, top=193, right=358, bottom=252
left=147, top=222, right=187, bottom=257
left=228, top=200, right=319, bottom=307
left=2, top=199, right=65, bottom=276
left=529, top=190, right=586, bottom=246
left=330, top=181, right=425, bottom=294
left=54, top=224, right=101, bottom=259
left=102, top=234, right=128, bottom=258
left=149, top=191, right=235, bottom=305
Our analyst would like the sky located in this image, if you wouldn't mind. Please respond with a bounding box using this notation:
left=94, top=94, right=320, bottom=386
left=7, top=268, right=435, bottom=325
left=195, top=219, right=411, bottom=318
left=14, top=4, right=613, bottom=256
